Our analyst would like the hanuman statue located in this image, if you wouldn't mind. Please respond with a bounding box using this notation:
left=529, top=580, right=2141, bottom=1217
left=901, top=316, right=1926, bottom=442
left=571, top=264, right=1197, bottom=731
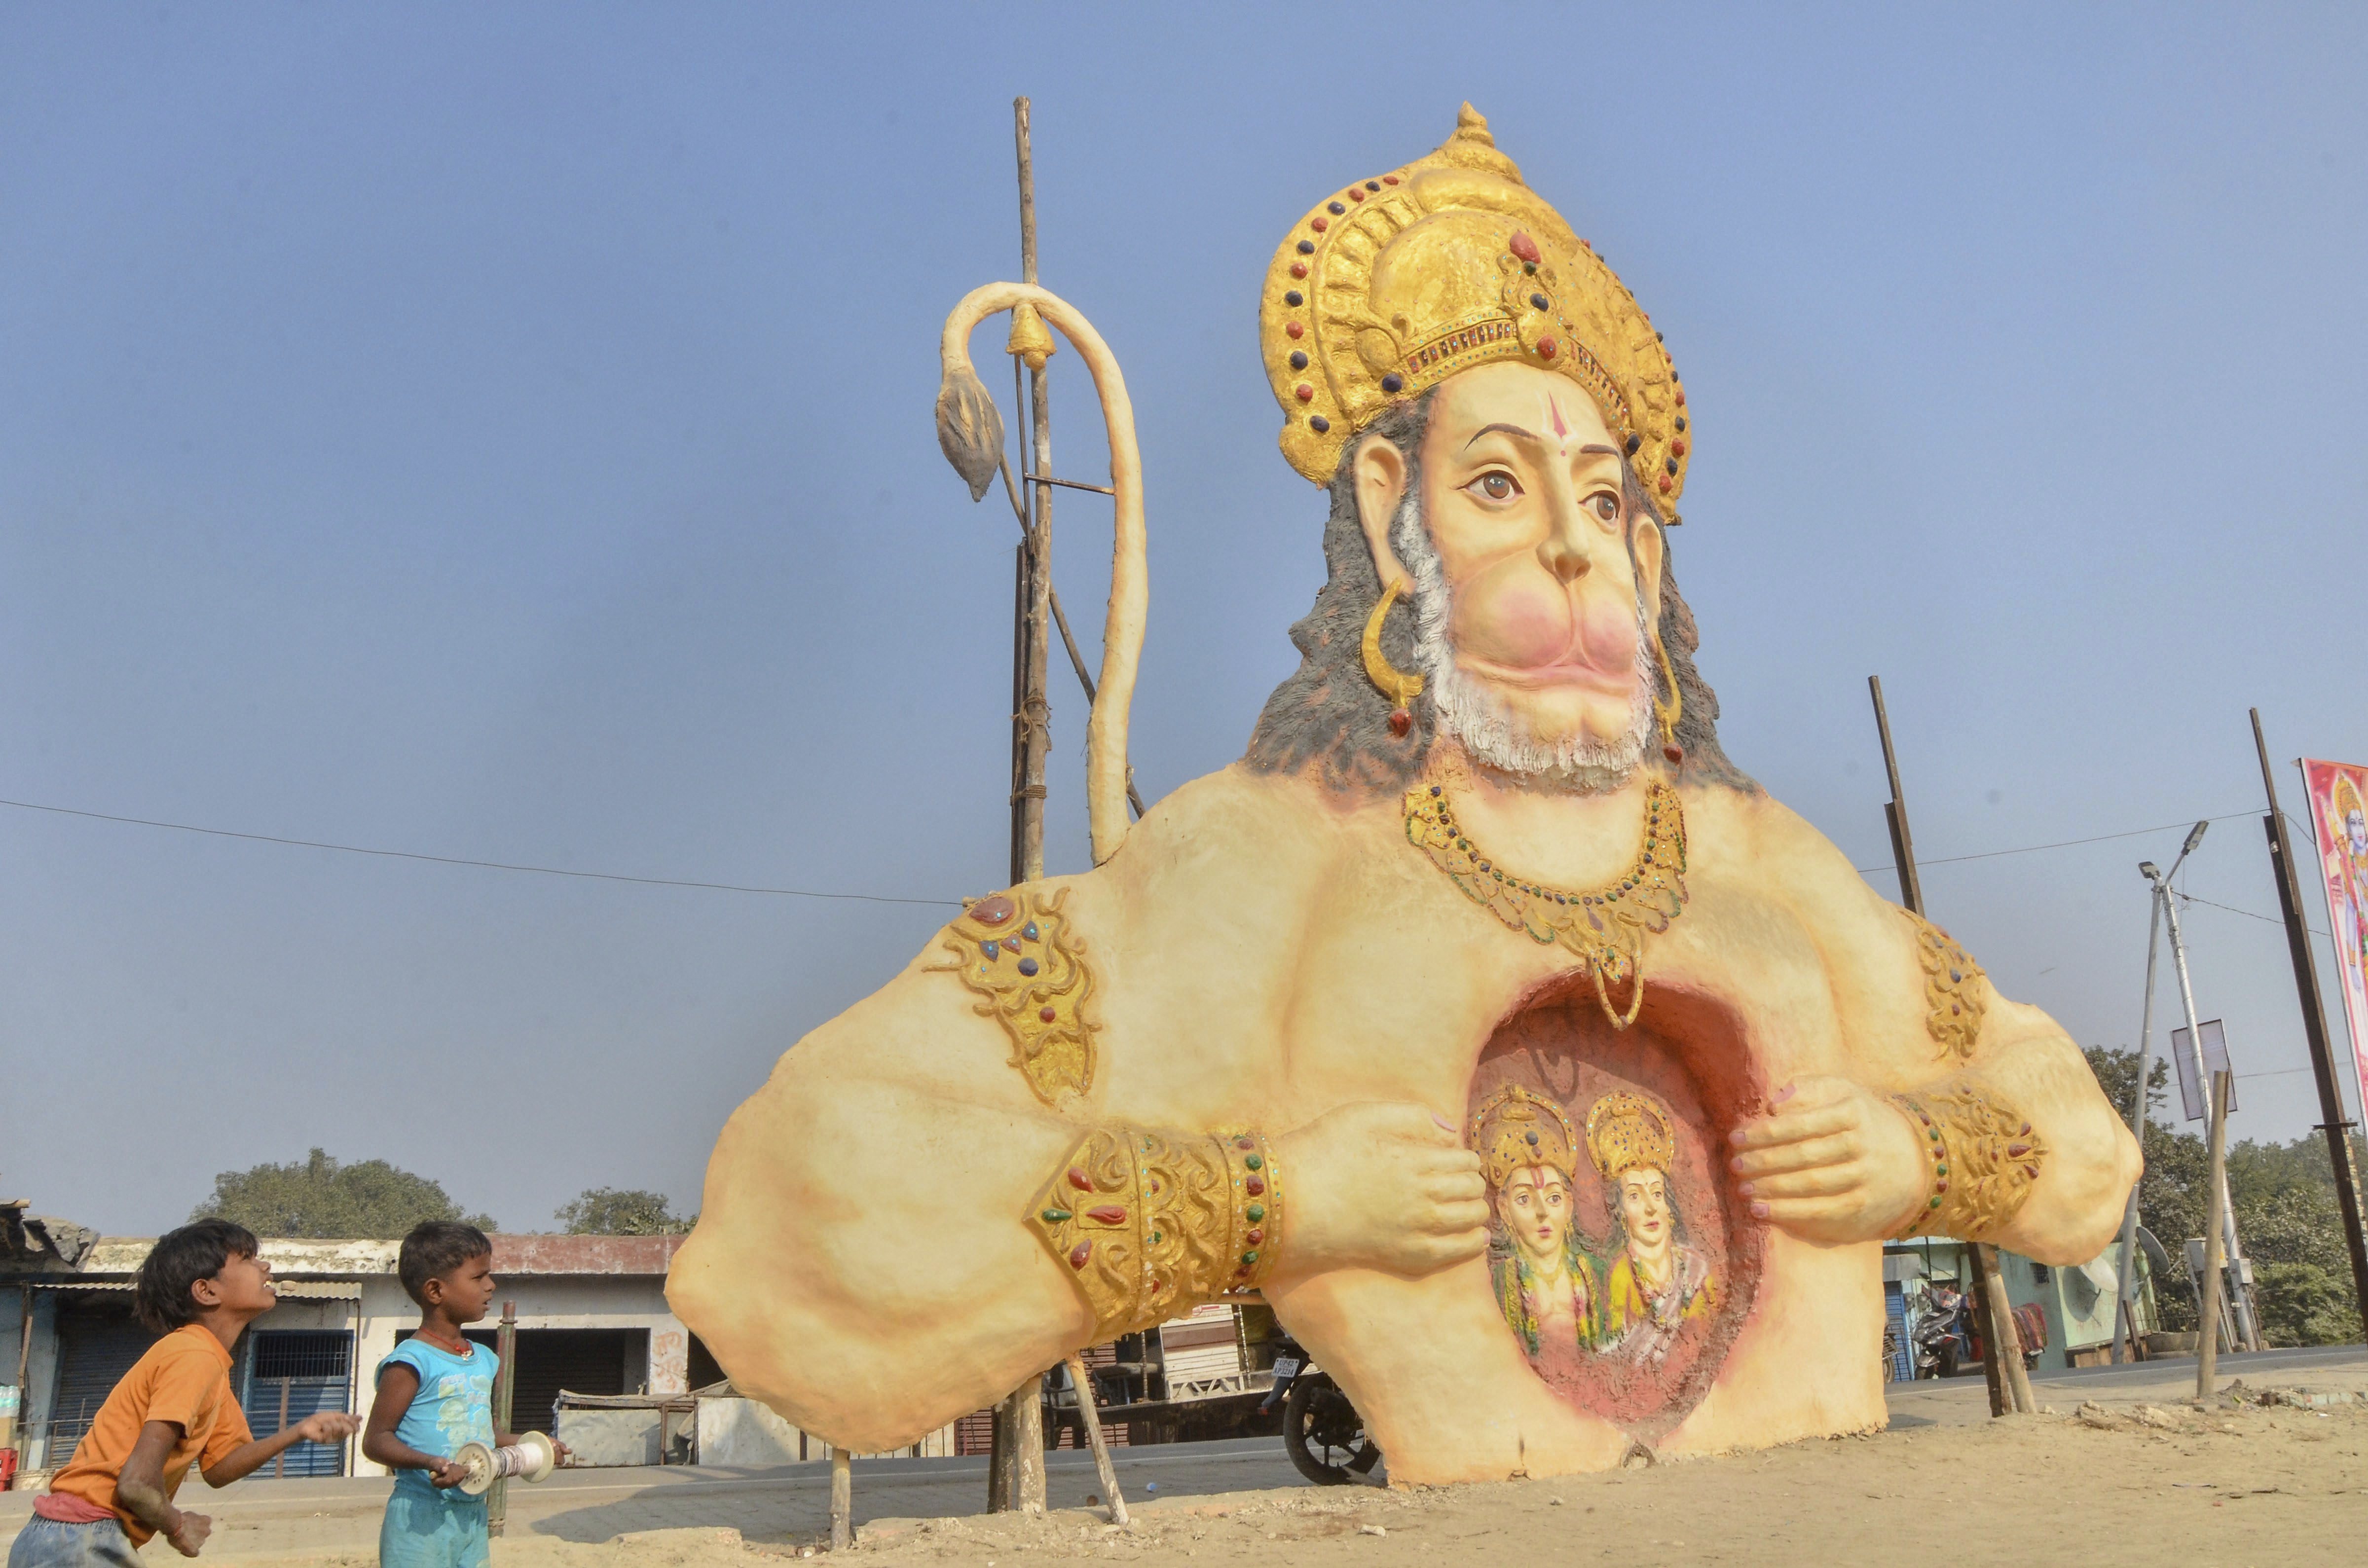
left=669, top=106, right=2139, bottom=1480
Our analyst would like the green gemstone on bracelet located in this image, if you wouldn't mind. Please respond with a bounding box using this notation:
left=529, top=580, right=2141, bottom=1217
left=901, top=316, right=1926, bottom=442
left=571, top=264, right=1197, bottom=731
left=1041, top=1208, right=1072, bottom=1223
left=1246, top=1204, right=1265, bottom=1222
left=1928, top=1196, right=1942, bottom=1209
left=1244, top=1154, right=1263, bottom=1171
left=1240, top=1249, right=1259, bottom=1266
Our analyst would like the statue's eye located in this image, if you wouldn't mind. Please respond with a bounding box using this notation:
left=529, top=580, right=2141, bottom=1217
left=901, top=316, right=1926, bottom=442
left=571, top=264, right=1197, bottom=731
left=1468, top=471, right=1521, bottom=502
left=1588, top=490, right=1620, bottom=522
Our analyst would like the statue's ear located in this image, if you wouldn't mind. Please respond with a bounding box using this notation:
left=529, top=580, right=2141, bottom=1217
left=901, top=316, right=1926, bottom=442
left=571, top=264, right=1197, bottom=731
left=1352, top=433, right=1415, bottom=589
left=1632, top=512, right=1666, bottom=631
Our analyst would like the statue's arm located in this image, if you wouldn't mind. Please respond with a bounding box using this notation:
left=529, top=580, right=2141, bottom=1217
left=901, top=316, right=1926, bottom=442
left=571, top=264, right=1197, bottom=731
left=1728, top=803, right=2139, bottom=1264
left=666, top=963, right=1098, bottom=1453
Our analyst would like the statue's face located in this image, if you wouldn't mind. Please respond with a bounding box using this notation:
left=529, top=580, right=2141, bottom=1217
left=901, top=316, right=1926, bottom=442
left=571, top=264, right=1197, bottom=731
left=1359, top=361, right=1665, bottom=766
left=2346, top=807, right=2366, bottom=861
left=1499, top=1164, right=1572, bottom=1263
left=1617, top=1167, right=1669, bottom=1250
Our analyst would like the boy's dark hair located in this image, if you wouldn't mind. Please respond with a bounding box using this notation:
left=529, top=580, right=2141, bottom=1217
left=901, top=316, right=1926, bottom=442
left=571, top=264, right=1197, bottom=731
left=398, top=1221, right=493, bottom=1307
left=136, top=1219, right=259, bottom=1335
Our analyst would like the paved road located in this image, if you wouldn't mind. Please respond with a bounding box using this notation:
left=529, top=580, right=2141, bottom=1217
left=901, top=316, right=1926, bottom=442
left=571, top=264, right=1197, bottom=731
left=1887, top=1342, right=2368, bottom=1425
left=5, top=1345, right=2360, bottom=1558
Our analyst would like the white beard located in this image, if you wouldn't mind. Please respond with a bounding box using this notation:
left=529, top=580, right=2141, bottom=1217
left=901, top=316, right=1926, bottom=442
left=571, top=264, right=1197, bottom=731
left=1393, top=493, right=1655, bottom=795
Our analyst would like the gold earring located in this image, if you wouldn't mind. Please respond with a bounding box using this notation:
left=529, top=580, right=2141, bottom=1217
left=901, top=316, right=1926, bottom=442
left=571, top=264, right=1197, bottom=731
left=1362, top=578, right=1425, bottom=738
left=1652, top=631, right=1684, bottom=766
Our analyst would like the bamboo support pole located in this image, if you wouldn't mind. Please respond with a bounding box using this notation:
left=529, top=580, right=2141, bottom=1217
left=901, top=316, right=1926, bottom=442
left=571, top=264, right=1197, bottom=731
left=829, top=1447, right=852, bottom=1551
left=1064, top=1356, right=1128, bottom=1526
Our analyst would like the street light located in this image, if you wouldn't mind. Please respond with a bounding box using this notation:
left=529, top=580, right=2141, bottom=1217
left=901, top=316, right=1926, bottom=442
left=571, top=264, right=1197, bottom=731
left=2117, top=821, right=2259, bottom=1355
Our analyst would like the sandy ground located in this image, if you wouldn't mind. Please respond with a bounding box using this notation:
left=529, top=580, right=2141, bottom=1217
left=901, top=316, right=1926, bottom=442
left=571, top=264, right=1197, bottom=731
left=7, top=1352, right=2366, bottom=1567
left=520, top=1385, right=2368, bottom=1568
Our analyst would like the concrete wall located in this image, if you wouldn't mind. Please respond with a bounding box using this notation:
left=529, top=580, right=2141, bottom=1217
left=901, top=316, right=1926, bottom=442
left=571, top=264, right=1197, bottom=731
left=351, top=1276, right=683, bottom=1475
left=692, top=1397, right=960, bottom=1465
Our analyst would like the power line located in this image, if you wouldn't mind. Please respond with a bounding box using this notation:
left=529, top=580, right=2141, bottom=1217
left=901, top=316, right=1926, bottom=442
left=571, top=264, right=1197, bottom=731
left=1854, top=810, right=2262, bottom=876
left=0, top=796, right=963, bottom=908
left=2177, top=889, right=2330, bottom=940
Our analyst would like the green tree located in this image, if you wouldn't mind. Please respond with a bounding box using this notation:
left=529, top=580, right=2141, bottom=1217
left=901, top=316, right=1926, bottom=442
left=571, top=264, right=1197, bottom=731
left=194, top=1148, right=495, bottom=1238
left=554, top=1187, right=693, bottom=1236
left=2083, top=1046, right=2365, bottom=1345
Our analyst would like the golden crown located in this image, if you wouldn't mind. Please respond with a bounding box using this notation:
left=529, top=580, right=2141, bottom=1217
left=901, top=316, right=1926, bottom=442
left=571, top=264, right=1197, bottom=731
left=1467, top=1084, right=1579, bottom=1189
left=1260, top=105, right=1690, bottom=520
left=1585, top=1091, right=1676, bottom=1178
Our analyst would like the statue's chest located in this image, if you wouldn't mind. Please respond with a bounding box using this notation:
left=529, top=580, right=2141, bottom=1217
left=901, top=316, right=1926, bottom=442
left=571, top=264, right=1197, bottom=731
left=1279, top=876, right=1836, bottom=1105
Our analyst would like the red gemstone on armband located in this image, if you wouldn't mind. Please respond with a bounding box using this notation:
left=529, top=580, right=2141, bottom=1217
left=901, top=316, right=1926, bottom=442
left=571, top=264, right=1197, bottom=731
left=1086, top=1205, right=1127, bottom=1225
left=1069, top=1242, right=1092, bottom=1269
left=1067, top=1166, right=1094, bottom=1191
left=1244, top=1176, right=1264, bottom=1197
left=970, top=895, right=1016, bottom=926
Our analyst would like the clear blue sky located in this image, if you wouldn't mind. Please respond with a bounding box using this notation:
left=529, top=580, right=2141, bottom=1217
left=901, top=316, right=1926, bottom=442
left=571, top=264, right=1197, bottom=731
left=3, top=5, right=2363, bottom=1235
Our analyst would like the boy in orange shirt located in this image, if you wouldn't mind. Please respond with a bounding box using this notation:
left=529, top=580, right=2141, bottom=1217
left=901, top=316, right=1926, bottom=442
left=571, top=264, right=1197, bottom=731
left=13, top=1221, right=361, bottom=1565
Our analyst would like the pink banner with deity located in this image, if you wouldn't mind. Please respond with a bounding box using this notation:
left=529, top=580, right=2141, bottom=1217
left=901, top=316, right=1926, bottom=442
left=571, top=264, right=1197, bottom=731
left=2302, top=758, right=2368, bottom=1122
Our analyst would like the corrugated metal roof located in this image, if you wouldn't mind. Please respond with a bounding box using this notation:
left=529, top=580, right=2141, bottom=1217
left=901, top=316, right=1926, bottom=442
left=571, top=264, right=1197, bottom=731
left=34, top=1278, right=360, bottom=1299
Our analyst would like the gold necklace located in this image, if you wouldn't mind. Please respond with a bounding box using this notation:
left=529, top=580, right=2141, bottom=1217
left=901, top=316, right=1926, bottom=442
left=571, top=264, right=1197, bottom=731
left=1403, top=773, right=1688, bottom=1029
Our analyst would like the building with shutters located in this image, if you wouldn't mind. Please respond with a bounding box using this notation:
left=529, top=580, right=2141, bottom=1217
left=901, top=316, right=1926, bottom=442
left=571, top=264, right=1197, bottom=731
left=5, top=1232, right=700, bottom=1483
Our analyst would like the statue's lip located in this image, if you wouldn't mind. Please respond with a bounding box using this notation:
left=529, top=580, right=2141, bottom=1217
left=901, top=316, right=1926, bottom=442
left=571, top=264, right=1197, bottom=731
left=1455, top=654, right=1635, bottom=695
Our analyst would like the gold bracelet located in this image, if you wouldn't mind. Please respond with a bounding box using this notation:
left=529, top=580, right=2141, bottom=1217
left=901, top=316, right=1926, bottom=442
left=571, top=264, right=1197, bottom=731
left=1889, top=1087, right=2047, bottom=1242
left=1028, top=1125, right=1281, bottom=1341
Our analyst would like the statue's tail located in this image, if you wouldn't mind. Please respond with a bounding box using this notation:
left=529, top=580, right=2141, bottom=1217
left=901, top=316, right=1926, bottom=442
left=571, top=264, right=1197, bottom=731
left=935, top=283, right=1145, bottom=867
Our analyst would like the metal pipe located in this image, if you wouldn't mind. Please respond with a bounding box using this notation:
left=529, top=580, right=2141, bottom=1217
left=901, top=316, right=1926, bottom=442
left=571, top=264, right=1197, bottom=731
left=829, top=1447, right=852, bottom=1551
left=2159, top=880, right=2262, bottom=1351
left=2197, top=1071, right=2234, bottom=1397
left=2110, top=887, right=2163, bottom=1362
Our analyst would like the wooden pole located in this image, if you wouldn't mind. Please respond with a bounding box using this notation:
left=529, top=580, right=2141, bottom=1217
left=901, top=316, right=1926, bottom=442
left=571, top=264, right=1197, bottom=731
left=829, top=1447, right=852, bottom=1551
left=2197, top=1070, right=2234, bottom=1399
left=488, top=1300, right=517, bottom=1535
left=1063, top=1356, right=1128, bottom=1526
left=985, top=94, right=1053, bottom=1515
left=2250, top=711, right=2368, bottom=1331
left=12, top=1284, right=32, bottom=1477
left=1868, top=676, right=2034, bottom=1416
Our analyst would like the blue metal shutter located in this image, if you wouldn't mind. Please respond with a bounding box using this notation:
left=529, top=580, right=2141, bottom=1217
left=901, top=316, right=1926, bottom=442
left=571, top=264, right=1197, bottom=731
left=241, top=1331, right=353, bottom=1477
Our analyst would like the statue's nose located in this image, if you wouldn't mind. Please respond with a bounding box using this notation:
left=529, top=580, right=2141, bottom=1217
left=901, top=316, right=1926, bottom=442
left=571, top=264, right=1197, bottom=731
left=1537, top=491, right=1593, bottom=583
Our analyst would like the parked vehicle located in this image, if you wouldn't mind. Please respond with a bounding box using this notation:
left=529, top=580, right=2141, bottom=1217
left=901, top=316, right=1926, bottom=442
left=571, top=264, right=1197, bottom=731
left=1911, top=1281, right=1974, bottom=1379
left=1259, top=1329, right=1380, bottom=1485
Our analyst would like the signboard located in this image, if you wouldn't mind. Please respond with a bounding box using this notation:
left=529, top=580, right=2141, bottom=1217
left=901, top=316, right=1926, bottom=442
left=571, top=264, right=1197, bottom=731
left=2301, top=757, right=2368, bottom=1124
left=2170, top=1019, right=2236, bottom=1122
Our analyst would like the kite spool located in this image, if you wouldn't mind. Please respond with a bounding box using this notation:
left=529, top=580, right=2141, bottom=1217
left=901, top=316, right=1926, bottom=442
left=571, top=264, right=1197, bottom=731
left=453, top=1431, right=558, bottom=1496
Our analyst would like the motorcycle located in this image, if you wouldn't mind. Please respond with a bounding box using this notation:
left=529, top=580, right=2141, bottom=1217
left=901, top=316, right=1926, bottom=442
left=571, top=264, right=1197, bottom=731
left=1260, top=1330, right=1382, bottom=1486
left=1911, top=1282, right=1974, bottom=1379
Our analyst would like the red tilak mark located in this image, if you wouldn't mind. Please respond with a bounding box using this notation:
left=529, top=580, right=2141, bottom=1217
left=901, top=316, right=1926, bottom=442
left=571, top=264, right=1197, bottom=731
left=1548, top=393, right=1569, bottom=441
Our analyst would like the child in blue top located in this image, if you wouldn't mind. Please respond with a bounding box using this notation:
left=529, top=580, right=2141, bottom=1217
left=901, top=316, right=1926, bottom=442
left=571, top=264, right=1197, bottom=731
left=363, top=1223, right=562, bottom=1568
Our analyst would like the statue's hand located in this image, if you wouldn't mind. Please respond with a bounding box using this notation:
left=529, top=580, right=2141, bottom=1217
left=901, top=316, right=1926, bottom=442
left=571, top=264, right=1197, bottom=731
left=1728, top=1076, right=1926, bottom=1244
left=1272, top=1101, right=1488, bottom=1281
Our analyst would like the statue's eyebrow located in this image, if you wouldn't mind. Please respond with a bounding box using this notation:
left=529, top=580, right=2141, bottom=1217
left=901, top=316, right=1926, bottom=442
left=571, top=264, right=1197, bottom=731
left=1460, top=424, right=1619, bottom=459
left=1463, top=422, right=1538, bottom=450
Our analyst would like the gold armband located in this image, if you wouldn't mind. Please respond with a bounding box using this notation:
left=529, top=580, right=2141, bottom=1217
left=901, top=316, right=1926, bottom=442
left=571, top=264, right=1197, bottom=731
left=1889, top=1087, right=2048, bottom=1241
left=1027, top=1126, right=1281, bottom=1340
left=1902, top=909, right=1988, bottom=1061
